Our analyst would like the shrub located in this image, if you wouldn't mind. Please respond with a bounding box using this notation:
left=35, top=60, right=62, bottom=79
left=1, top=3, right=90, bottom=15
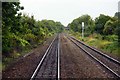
left=104, top=35, right=118, bottom=41
left=23, top=33, right=37, bottom=44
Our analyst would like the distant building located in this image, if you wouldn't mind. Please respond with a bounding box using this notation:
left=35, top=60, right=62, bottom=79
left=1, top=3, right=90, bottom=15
left=64, top=27, right=69, bottom=30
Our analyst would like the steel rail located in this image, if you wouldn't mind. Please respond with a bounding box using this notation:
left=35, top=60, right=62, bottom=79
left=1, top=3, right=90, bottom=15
left=57, top=34, right=60, bottom=80
left=71, top=36, right=120, bottom=65
left=68, top=36, right=120, bottom=78
left=30, top=35, right=57, bottom=80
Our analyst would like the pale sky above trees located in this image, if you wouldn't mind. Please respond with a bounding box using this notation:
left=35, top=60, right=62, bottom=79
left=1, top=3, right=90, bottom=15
left=20, top=0, right=119, bottom=26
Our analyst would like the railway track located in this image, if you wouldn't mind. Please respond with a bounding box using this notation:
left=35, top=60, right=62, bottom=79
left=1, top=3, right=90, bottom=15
left=29, top=33, right=120, bottom=79
left=30, top=34, right=60, bottom=80
left=66, top=35, right=120, bottom=78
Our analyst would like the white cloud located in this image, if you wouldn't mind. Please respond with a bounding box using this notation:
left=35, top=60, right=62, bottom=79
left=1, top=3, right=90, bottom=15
left=20, top=0, right=119, bottom=26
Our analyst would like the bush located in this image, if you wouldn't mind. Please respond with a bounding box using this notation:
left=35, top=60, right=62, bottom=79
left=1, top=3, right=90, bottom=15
left=104, top=35, right=118, bottom=41
left=23, top=33, right=37, bottom=44
left=93, top=33, right=103, bottom=40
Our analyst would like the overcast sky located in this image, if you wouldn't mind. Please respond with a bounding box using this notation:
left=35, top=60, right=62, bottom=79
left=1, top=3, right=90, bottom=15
left=20, top=0, right=119, bottom=26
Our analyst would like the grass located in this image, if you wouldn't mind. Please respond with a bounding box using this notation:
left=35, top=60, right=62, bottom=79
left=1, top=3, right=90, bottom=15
left=70, top=32, right=120, bottom=57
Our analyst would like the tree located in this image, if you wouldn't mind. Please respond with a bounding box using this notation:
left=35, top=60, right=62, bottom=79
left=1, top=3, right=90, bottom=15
left=2, top=2, right=24, bottom=56
left=2, top=2, right=64, bottom=57
left=55, top=22, right=64, bottom=33
left=69, top=14, right=95, bottom=36
left=103, top=20, right=114, bottom=35
left=95, top=14, right=112, bottom=34
left=114, top=20, right=120, bottom=45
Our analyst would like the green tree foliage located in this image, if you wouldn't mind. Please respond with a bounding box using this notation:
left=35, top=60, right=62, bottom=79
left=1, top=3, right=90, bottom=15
left=2, top=2, right=24, bottom=56
left=114, top=12, right=120, bottom=45
left=55, top=22, right=64, bottom=33
left=94, top=14, right=112, bottom=34
left=115, top=20, right=120, bottom=45
left=69, top=14, right=95, bottom=36
left=69, top=13, right=120, bottom=43
left=2, top=2, right=64, bottom=57
left=103, top=20, right=115, bottom=35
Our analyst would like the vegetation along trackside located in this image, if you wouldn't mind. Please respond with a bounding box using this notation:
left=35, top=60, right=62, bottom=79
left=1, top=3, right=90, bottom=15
left=67, top=13, right=120, bottom=57
left=2, top=2, right=64, bottom=69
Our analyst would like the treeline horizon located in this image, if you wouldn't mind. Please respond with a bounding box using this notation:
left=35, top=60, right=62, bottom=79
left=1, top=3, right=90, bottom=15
left=68, top=12, right=120, bottom=41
